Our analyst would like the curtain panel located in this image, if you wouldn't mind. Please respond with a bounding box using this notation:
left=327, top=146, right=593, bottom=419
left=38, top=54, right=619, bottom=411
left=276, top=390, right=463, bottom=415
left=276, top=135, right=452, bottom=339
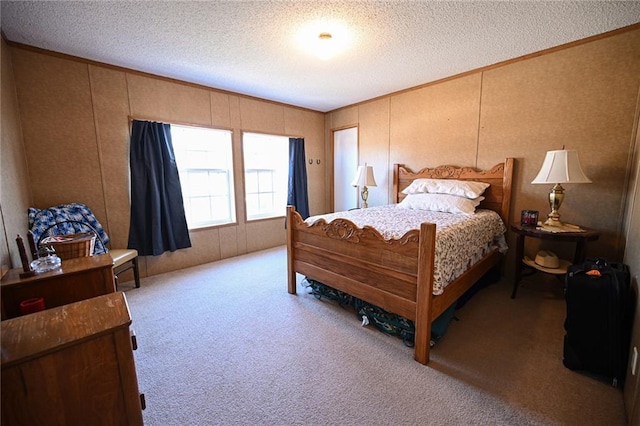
left=128, top=120, right=192, bottom=256
left=287, top=137, right=310, bottom=219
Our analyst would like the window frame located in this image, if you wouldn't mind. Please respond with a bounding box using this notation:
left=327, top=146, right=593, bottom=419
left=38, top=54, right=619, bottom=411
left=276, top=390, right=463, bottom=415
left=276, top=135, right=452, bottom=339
left=242, top=132, right=291, bottom=222
left=170, top=123, right=237, bottom=230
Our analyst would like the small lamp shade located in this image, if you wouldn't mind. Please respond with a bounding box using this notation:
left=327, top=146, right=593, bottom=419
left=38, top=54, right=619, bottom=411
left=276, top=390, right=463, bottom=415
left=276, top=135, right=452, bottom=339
left=531, top=149, right=591, bottom=184
left=351, top=165, right=376, bottom=208
left=351, top=165, right=377, bottom=187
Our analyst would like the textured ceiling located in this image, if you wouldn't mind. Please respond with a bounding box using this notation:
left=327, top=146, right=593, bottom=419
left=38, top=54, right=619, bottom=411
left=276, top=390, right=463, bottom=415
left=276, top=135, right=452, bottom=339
left=2, top=1, right=639, bottom=112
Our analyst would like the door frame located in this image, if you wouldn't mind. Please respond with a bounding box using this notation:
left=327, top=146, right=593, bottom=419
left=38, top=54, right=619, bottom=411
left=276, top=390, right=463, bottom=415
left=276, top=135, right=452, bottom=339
left=330, top=125, right=359, bottom=212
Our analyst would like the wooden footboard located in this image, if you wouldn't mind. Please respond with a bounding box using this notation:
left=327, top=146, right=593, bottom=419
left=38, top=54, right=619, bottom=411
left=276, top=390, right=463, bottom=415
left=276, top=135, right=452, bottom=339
left=287, top=158, right=514, bottom=365
left=287, top=206, right=501, bottom=364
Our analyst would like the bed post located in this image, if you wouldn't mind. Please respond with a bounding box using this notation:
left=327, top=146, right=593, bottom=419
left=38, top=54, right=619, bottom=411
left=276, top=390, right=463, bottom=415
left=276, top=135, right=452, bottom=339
left=286, top=206, right=297, bottom=295
left=414, top=222, right=437, bottom=365
left=501, top=158, right=514, bottom=224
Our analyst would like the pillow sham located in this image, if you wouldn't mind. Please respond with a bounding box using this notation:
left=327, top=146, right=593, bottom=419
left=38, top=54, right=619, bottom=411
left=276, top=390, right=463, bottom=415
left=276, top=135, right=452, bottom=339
left=397, top=193, right=484, bottom=215
left=402, top=178, right=490, bottom=199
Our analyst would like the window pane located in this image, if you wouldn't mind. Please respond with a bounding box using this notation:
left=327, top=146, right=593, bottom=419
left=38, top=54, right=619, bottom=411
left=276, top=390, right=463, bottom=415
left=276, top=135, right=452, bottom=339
left=258, top=171, right=274, bottom=192
left=188, top=171, right=211, bottom=197
left=210, top=172, right=229, bottom=196
left=190, top=197, right=213, bottom=223
left=171, top=125, right=235, bottom=228
left=258, top=193, right=274, bottom=213
left=245, top=193, right=259, bottom=216
left=211, top=196, right=231, bottom=221
left=245, top=171, right=259, bottom=193
left=243, top=133, right=290, bottom=220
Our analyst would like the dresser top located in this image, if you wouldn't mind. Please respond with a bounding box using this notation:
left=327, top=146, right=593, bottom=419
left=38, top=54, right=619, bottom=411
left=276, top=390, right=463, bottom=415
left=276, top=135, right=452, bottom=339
left=1, top=254, right=114, bottom=287
left=1, top=292, right=131, bottom=368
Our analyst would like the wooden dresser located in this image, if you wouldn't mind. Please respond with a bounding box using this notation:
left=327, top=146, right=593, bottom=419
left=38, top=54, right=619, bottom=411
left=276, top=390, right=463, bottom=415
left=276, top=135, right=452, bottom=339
left=1, top=292, right=144, bottom=425
left=1, top=254, right=115, bottom=320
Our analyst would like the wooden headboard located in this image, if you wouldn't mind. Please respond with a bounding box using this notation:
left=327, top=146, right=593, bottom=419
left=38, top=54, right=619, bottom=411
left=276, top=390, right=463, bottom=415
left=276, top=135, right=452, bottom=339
left=393, top=158, right=514, bottom=225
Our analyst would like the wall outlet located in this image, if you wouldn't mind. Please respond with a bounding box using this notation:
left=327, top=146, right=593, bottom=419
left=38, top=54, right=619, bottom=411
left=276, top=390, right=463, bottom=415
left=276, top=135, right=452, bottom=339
left=632, top=347, right=638, bottom=376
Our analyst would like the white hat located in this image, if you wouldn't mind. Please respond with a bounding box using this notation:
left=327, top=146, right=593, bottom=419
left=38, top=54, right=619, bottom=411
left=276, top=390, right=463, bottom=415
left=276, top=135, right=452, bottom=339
left=534, top=250, right=560, bottom=269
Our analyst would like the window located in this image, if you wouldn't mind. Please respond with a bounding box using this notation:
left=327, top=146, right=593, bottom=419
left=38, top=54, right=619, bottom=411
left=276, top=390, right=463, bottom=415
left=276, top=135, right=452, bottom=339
left=171, top=125, right=235, bottom=229
left=243, top=133, right=289, bottom=220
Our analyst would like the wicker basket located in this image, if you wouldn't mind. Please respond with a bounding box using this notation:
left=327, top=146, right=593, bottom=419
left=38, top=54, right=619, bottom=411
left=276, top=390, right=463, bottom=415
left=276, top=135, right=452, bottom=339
left=41, top=232, right=96, bottom=261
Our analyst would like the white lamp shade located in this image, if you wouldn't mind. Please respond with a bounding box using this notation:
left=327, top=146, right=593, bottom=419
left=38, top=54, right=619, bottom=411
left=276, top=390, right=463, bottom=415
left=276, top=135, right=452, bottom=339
left=531, top=149, right=591, bottom=184
left=351, top=165, right=377, bottom=187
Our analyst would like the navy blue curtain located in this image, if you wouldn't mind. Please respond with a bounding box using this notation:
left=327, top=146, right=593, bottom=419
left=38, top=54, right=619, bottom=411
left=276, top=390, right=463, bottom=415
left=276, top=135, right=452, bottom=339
left=287, top=138, right=310, bottom=219
left=128, top=120, right=192, bottom=256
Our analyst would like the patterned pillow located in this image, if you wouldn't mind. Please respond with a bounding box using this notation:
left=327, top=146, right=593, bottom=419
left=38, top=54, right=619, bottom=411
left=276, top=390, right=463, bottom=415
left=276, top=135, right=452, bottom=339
left=28, top=203, right=110, bottom=254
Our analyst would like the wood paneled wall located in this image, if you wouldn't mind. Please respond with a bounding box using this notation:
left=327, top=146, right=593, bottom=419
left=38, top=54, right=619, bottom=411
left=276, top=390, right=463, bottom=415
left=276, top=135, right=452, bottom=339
left=623, top=109, right=640, bottom=425
left=326, top=28, right=640, bottom=418
left=3, top=27, right=639, bottom=276
left=4, top=25, right=640, bottom=420
left=3, top=45, right=325, bottom=277
left=327, top=27, right=640, bottom=267
left=0, top=39, right=32, bottom=276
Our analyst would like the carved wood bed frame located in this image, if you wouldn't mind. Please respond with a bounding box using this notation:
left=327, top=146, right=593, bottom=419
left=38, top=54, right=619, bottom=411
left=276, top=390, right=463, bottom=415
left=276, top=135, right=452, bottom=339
left=286, top=158, right=514, bottom=365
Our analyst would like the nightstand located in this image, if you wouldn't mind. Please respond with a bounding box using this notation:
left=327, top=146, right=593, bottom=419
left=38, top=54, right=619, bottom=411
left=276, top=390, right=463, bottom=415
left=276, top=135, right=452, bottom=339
left=510, top=223, right=600, bottom=299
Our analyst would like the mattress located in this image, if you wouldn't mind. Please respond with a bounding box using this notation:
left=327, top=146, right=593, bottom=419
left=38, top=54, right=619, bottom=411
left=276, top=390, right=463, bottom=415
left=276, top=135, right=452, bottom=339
left=305, top=205, right=507, bottom=295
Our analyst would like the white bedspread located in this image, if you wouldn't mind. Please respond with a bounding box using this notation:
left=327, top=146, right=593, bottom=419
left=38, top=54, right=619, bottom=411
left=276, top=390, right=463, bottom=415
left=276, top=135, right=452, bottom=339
left=306, top=205, right=507, bottom=295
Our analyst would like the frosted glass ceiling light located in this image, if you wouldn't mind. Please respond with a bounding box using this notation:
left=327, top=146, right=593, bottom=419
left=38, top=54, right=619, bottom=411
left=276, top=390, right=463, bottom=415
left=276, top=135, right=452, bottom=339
left=316, top=32, right=334, bottom=60
left=295, top=20, right=353, bottom=60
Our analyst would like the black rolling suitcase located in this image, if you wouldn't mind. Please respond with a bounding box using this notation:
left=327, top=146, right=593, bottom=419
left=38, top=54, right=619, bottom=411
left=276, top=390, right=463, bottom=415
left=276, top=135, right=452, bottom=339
left=563, top=258, right=633, bottom=387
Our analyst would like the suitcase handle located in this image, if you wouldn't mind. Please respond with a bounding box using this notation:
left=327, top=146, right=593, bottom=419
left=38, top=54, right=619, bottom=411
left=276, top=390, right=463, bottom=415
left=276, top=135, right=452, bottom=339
left=568, top=257, right=610, bottom=277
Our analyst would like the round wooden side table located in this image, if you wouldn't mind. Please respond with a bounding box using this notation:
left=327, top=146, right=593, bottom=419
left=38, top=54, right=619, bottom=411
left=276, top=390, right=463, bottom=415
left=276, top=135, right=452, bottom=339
left=510, top=223, right=600, bottom=299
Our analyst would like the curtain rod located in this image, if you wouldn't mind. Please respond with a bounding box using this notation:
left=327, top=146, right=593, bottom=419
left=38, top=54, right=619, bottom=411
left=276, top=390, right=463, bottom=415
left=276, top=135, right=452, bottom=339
left=127, top=116, right=304, bottom=139
left=127, top=116, right=233, bottom=132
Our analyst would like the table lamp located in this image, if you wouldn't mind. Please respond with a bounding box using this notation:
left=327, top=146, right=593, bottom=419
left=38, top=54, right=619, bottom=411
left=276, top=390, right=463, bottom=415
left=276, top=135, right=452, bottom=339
left=531, top=149, right=591, bottom=226
left=351, top=164, right=377, bottom=208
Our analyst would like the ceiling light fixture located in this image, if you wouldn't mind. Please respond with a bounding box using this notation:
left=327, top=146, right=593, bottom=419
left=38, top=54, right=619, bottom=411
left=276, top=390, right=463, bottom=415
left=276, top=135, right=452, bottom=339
left=295, top=21, right=353, bottom=60
left=316, top=31, right=336, bottom=60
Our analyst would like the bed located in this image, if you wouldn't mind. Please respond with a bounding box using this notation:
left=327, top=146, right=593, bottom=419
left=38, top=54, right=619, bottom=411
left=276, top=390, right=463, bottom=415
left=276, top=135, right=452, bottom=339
left=286, top=158, right=514, bottom=365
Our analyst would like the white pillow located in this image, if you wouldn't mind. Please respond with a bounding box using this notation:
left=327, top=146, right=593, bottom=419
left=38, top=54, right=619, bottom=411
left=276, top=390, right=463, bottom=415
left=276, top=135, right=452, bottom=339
left=402, top=178, right=490, bottom=199
left=397, top=193, right=485, bottom=215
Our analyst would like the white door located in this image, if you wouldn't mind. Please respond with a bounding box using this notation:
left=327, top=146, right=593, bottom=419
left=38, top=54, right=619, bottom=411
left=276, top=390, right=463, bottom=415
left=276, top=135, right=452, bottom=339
left=333, top=127, right=358, bottom=212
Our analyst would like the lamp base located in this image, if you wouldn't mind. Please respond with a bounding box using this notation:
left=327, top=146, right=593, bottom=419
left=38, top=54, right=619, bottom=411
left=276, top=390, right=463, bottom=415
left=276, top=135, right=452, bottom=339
left=361, top=186, right=369, bottom=208
left=542, top=216, right=564, bottom=227
left=543, top=183, right=565, bottom=227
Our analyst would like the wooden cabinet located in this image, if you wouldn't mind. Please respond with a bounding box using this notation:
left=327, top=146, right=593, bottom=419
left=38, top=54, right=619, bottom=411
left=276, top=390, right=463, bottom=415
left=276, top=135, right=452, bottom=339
left=1, top=292, right=144, bottom=425
left=1, top=254, right=115, bottom=320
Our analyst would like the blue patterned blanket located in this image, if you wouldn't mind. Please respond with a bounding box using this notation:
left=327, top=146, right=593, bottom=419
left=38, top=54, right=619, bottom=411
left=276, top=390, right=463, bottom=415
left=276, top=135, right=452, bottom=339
left=28, top=203, right=110, bottom=254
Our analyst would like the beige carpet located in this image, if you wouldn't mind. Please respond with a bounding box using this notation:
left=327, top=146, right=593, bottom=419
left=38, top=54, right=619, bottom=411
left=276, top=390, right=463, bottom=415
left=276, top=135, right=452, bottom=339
left=122, top=246, right=626, bottom=425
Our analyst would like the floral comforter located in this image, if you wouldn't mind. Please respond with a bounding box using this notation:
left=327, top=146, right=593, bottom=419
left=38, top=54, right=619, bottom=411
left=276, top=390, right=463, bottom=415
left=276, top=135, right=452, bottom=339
left=305, top=205, right=507, bottom=295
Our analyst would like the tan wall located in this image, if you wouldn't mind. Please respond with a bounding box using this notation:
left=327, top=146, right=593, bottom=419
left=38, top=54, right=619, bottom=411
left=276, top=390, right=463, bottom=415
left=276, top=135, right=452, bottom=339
left=0, top=38, right=32, bottom=276
left=6, top=23, right=640, bottom=421
left=6, top=46, right=325, bottom=277
left=327, top=27, right=640, bottom=270
left=327, top=26, right=640, bottom=422
left=623, top=110, right=640, bottom=424
left=4, top=19, right=640, bottom=422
